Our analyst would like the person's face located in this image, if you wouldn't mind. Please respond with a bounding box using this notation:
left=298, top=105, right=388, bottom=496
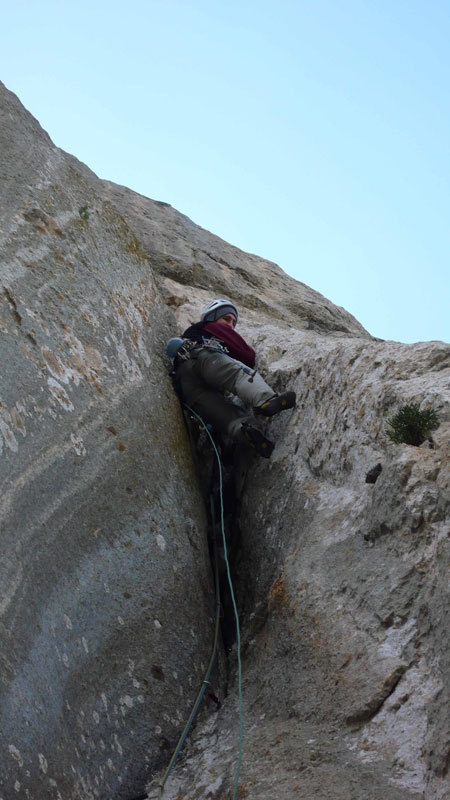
left=216, top=312, right=237, bottom=329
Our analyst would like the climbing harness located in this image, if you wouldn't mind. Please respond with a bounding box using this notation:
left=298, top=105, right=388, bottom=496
left=151, top=406, right=244, bottom=800
left=166, top=336, right=230, bottom=367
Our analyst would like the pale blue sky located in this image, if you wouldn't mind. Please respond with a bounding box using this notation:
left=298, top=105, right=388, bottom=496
left=2, top=1, right=449, bottom=343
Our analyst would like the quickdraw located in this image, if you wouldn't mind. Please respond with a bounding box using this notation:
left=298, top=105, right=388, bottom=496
left=175, top=337, right=229, bottom=363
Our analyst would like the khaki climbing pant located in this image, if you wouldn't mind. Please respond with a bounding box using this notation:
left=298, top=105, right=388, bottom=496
left=176, top=348, right=275, bottom=440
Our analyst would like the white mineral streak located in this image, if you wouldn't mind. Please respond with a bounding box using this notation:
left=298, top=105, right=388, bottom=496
left=38, top=753, right=48, bottom=774
left=8, top=746, right=23, bottom=767
left=47, top=378, right=74, bottom=411
left=70, top=432, right=86, bottom=456
left=42, top=346, right=81, bottom=386
left=0, top=415, right=19, bottom=453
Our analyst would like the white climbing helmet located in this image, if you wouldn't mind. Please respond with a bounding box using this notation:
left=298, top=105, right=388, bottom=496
left=200, top=299, right=238, bottom=324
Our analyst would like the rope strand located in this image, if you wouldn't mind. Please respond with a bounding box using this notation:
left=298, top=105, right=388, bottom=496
left=156, top=406, right=243, bottom=799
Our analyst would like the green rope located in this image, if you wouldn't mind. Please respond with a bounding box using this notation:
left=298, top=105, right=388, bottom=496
left=186, top=407, right=244, bottom=800
left=157, top=406, right=244, bottom=800
left=157, top=580, right=221, bottom=799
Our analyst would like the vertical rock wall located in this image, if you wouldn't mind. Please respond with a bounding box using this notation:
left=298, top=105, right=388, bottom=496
left=1, top=82, right=449, bottom=800
left=154, top=327, right=449, bottom=800
left=0, top=83, right=217, bottom=799
left=236, top=331, right=450, bottom=798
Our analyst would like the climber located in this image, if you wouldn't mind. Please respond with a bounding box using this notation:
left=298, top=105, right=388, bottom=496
left=166, top=299, right=296, bottom=458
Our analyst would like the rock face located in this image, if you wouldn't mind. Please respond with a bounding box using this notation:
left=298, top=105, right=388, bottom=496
left=0, top=83, right=216, bottom=799
left=1, top=82, right=449, bottom=800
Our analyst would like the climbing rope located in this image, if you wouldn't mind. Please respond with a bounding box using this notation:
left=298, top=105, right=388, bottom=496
left=156, top=499, right=221, bottom=799
left=156, top=406, right=244, bottom=800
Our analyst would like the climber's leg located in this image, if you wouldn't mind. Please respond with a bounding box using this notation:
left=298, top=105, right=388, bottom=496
left=196, top=350, right=275, bottom=409
left=176, top=358, right=275, bottom=456
left=177, top=359, right=249, bottom=439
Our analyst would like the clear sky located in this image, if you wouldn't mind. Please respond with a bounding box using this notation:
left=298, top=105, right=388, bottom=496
left=2, top=1, right=449, bottom=343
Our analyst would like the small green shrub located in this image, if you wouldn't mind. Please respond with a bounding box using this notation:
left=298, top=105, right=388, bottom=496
left=386, top=403, right=439, bottom=446
left=79, top=205, right=89, bottom=221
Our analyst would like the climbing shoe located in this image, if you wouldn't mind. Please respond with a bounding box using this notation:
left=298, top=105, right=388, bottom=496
left=241, top=423, right=275, bottom=458
left=255, top=390, right=296, bottom=418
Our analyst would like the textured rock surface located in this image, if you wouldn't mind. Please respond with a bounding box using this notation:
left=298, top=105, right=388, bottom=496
left=0, top=83, right=217, bottom=799
left=97, top=180, right=369, bottom=339
left=145, top=328, right=450, bottom=800
left=1, top=82, right=449, bottom=800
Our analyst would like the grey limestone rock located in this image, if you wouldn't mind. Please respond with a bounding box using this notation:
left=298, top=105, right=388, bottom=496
left=1, top=82, right=449, bottom=800
left=0, top=82, right=217, bottom=799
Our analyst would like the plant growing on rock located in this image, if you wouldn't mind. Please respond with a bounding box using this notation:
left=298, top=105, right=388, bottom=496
left=386, top=402, right=439, bottom=446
